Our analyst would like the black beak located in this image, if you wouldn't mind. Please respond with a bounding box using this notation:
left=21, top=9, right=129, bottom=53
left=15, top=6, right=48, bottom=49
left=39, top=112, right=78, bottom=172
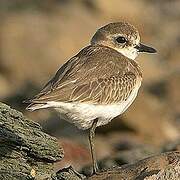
left=135, top=43, right=157, bottom=53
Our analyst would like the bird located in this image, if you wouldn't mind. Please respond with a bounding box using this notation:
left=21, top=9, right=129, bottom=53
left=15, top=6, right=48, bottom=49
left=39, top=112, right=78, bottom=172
left=25, top=22, right=156, bottom=174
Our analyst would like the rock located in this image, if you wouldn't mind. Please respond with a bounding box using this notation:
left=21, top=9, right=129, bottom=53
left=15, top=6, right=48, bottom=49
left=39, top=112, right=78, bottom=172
left=144, top=159, right=180, bottom=180
left=54, top=166, right=86, bottom=180
left=0, top=102, right=64, bottom=179
left=60, top=151, right=180, bottom=180
left=87, top=151, right=180, bottom=180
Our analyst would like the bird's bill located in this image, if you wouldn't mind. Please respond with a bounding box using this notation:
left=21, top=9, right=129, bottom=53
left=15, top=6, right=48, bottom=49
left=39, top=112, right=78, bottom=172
left=135, top=43, right=157, bottom=53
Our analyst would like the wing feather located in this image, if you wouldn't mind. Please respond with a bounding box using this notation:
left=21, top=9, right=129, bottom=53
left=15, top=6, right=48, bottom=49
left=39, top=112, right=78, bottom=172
left=27, top=45, right=142, bottom=106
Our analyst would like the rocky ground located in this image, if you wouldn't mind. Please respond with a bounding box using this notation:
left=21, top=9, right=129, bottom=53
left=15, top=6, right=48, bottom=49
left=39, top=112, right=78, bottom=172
left=0, top=0, right=179, bottom=175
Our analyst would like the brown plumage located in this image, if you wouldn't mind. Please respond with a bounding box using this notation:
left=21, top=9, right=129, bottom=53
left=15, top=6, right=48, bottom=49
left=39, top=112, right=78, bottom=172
left=27, top=45, right=142, bottom=107
left=25, top=22, right=156, bottom=174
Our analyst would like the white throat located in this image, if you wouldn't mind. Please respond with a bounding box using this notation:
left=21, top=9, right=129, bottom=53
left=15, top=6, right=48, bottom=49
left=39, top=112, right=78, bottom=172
left=115, top=47, right=139, bottom=60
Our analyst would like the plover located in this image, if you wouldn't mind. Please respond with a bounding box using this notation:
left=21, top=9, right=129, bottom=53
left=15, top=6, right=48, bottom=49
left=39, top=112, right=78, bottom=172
left=26, top=22, right=156, bottom=173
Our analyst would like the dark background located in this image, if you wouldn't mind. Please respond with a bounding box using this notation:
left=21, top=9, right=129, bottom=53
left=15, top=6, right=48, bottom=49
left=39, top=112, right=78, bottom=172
left=0, top=0, right=179, bottom=171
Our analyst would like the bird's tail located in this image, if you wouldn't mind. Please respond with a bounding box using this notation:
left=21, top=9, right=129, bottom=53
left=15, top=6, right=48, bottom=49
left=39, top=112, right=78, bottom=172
left=23, top=98, right=50, bottom=111
left=26, top=103, right=50, bottom=111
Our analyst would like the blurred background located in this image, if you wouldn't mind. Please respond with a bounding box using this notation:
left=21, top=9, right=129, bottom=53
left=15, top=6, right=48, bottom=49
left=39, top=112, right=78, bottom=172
left=0, top=0, right=179, bottom=173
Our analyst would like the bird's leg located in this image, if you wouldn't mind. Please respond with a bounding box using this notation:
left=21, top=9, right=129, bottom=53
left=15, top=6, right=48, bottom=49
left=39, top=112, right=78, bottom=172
left=89, top=118, right=99, bottom=174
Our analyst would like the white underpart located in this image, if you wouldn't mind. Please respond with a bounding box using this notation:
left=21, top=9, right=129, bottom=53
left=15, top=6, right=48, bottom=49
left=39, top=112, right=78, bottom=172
left=115, top=46, right=139, bottom=60
left=42, top=82, right=141, bottom=130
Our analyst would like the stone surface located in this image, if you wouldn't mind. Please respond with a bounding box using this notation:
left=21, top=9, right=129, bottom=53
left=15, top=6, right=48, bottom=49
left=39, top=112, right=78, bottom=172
left=0, top=102, right=64, bottom=179
left=54, top=166, right=86, bottom=180
left=53, top=151, right=180, bottom=180
left=87, top=151, right=180, bottom=180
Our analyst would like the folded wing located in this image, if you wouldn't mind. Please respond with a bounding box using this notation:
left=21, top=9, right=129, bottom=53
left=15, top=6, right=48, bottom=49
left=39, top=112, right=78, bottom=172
left=26, top=45, right=141, bottom=108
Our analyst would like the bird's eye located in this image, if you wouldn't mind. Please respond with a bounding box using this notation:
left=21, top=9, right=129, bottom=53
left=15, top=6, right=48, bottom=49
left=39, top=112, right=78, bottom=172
left=116, top=36, right=126, bottom=44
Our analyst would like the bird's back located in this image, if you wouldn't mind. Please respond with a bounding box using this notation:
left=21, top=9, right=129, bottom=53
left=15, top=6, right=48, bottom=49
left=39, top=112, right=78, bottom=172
left=27, top=45, right=142, bottom=110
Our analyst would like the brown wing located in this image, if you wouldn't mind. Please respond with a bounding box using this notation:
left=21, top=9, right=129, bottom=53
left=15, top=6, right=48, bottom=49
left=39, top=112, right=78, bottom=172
left=27, top=45, right=141, bottom=105
left=68, top=72, right=138, bottom=104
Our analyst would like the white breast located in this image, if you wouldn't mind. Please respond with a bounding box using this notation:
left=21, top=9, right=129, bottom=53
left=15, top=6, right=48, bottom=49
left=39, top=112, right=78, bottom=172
left=46, top=83, right=141, bottom=130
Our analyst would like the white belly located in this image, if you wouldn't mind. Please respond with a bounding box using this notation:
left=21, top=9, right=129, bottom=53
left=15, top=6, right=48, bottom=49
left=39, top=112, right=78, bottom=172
left=46, top=84, right=141, bottom=130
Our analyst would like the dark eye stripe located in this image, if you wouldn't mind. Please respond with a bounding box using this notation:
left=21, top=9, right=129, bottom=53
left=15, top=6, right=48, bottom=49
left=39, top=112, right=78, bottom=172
left=116, top=36, right=126, bottom=44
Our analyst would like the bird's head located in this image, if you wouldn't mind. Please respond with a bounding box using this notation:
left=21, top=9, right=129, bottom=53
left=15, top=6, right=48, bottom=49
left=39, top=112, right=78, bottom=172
left=91, top=22, right=156, bottom=60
